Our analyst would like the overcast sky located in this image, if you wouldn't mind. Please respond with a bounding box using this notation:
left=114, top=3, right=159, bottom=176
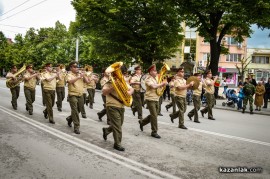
left=0, top=0, right=270, bottom=49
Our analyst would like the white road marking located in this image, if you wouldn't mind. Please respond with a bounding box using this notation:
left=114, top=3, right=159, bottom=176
left=0, top=105, right=180, bottom=179
left=158, top=121, right=270, bottom=147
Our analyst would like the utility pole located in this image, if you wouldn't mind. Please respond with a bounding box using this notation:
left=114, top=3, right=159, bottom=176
left=75, top=37, right=79, bottom=62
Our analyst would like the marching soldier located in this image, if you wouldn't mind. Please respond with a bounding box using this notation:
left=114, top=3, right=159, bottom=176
left=130, top=66, right=143, bottom=119
left=242, top=78, right=256, bottom=114
left=23, top=64, right=40, bottom=115
left=66, top=62, right=90, bottom=134
left=200, top=70, right=218, bottom=120
left=169, top=67, right=194, bottom=129
left=97, top=70, right=110, bottom=124
left=6, top=65, right=20, bottom=110
left=42, top=63, right=59, bottom=124
left=165, top=76, right=176, bottom=113
left=138, top=64, right=167, bottom=138
left=40, top=66, right=46, bottom=106
left=187, top=73, right=203, bottom=123
left=86, top=66, right=98, bottom=109
left=102, top=65, right=134, bottom=151
left=56, top=64, right=66, bottom=112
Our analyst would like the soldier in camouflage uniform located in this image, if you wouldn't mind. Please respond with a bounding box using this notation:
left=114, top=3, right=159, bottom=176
left=242, top=78, right=256, bottom=114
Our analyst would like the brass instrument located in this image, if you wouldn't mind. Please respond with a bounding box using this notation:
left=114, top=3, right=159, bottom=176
left=156, top=63, right=170, bottom=96
left=105, top=62, right=133, bottom=107
left=186, top=76, right=200, bottom=90
left=6, top=64, right=26, bottom=88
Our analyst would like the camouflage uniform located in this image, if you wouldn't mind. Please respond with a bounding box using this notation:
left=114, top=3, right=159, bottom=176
left=243, top=83, right=255, bottom=112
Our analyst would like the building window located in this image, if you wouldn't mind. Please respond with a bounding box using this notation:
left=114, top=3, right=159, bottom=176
left=227, top=37, right=238, bottom=45
left=226, top=54, right=242, bottom=62
left=252, top=56, right=270, bottom=64
left=203, top=53, right=210, bottom=61
left=256, top=71, right=269, bottom=82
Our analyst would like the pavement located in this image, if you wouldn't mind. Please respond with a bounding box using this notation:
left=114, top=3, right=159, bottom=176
left=214, top=87, right=270, bottom=116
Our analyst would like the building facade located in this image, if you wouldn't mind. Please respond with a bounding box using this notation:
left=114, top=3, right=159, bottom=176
left=247, top=48, right=270, bottom=83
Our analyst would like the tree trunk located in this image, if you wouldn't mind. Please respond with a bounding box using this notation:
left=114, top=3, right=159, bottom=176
left=209, top=39, right=221, bottom=76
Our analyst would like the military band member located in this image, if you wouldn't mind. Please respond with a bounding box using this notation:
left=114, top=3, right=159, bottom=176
left=187, top=73, right=203, bottom=123
left=56, top=64, right=66, bottom=112
left=130, top=66, right=143, bottom=119
left=24, top=64, right=40, bottom=115
left=97, top=70, right=110, bottom=124
left=40, top=66, right=46, bottom=106
left=169, top=67, right=193, bottom=129
left=200, top=70, right=218, bottom=120
left=6, top=65, right=20, bottom=110
left=165, top=76, right=176, bottom=113
left=138, top=64, right=167, bottom=138
left=86, top=67, right=98, bottom=109
left=66, top=62, right=90, bottom=134
left=102, top=68, right=134, bottom=151
left=42, top=63, right=59, bottom=124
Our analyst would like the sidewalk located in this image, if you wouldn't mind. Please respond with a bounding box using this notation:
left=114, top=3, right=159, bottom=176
left=215, top=87, right=270, bottom=116
left=214, top=99, right=270, bottom=116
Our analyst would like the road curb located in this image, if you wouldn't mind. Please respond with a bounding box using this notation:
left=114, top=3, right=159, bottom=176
left=214, top=106, right=270, bottom=116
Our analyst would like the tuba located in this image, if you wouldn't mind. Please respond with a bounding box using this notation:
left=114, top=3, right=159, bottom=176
left=6, top=64, right=26, bottom=88
left=156, top=63, right=170, bottom=96
left=105, top=62, right=133, bottom=107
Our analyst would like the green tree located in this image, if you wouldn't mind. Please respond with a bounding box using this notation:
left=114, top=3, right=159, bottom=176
left=71, top=0, right=184, bottom=68
left=235, top=57, right=251, bottom=82
left=175, top=0, right=270, bottom=75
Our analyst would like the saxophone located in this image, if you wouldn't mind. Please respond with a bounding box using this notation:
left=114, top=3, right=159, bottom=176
left=105, top=62, right=133, bottom=107
left=156, top=63, right=170, bottom=96
left=6, top=64, right=26, bottom=88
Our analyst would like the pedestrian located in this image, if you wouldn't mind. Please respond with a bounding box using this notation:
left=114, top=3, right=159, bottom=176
left=138, top=64, right=167, bottom=138
left=187, top=73, right=203, bottom=123
left=169, top=67, right=194, bottom=129
left=97, top=70, right=110, bottom=124
left=200, top=70, right=218, bottom=120
left=130, top=65, right=143, bottom=119
left=254, top=81, right=265, bottom=111
left=65, top=61, right=90, bottom=134
left=237, top=84, right=244, bottom=110
left=102, top=63, right=134, bottom=151
left=6, top=65, right=20, bottom=110
left=222, top=79, right=228, bottom=98
left=41, top=63, right=59, bottom=124
left=242, top=78, right=256, bottom=114
left=23, top=64, right=40, bottom=115
left=263, top=78, right=270, bottom=108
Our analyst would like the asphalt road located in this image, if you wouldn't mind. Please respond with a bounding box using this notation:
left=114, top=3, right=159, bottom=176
left=0, top=79, right=269, bottom=179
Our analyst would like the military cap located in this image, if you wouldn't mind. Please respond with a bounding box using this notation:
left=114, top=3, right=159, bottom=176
left=134, top=66, right=142, bottom=70
left=147, top=64, right=156, bottom=73
left=26, top=64, right=33, bottom=69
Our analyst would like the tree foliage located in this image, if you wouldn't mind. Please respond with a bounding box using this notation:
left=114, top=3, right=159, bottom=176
left=72, top=0, right=184, bottom=68
left=175, top=0, right=270, bottom=75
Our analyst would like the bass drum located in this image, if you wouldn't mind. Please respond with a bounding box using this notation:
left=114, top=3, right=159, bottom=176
left=140, top=74, right=149, bottom=92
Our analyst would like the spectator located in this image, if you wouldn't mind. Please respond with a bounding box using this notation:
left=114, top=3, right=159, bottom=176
left=237, top=84, right=244, bottom=110
left=263, top=78, right=270, bottom=108
left=254, top=81, right=265, bottom=111
left=222, top=79, right=228, bottom=98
